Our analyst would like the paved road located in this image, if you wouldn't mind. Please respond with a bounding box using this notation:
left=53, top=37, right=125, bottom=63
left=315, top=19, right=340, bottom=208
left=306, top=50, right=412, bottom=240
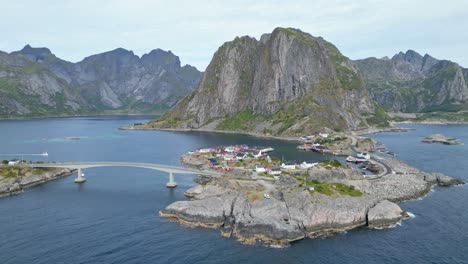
left=349, top=135, right=391, bottom=179
left=30, top=161, right=222, bottom=177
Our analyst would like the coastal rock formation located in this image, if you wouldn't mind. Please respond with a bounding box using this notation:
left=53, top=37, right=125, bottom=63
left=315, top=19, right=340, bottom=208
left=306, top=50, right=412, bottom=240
left=424, top=172, right=464, bottom=186
left=162, top=153, right=464, bottom=245
left=0, top=168, right=73, bottom=197
left=367, top=200, right=406, bottom=228
left=356, top=137, right=378, bottom=152
left=354, top=50, right=468, bottom=113
left=0, top=45, right=201, bottom=117
left=422, top=134, right=461, bottom=145
left=160, top=180, right=375, bottom=245
left=149, top=27, right=381, bottom=135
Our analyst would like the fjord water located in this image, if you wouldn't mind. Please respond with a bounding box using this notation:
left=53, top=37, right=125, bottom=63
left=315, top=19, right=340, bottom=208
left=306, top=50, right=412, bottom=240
left=0, top=116, right=466, bottom=264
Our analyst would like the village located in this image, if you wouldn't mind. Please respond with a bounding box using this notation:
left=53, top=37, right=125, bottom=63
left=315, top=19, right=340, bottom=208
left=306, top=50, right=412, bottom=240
left=180, top=131, right=387, bottom=200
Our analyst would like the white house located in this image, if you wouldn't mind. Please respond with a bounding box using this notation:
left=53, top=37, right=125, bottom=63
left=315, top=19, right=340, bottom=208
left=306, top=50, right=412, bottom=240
left=223, top=154, right=235, bottom=161
left=255, top=165, right=266, bottom=173
left=300, top=161, right=318, bottom=169
left=197, top=148, right=214, bottom=153
left=224, top=146, right=235, bottom=153
left=235, top=153, right=247, bottom=160
left=319, top=133, right=329, bottom=138
left=8, top=159, right=20, bottom=166
left=357, top=152, right=370, bottom=160
left=280, top=162, right=296, bottom=170
left=267, top=168, right=282, bottom=175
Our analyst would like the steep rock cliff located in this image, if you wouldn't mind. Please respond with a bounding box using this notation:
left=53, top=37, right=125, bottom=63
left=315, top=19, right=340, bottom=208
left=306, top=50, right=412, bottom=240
left=150, top=28, right=378, bottom=135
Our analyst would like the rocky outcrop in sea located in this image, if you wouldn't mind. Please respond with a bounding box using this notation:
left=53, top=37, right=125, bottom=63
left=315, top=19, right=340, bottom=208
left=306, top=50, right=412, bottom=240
left=422, top=134, right=461, bottom=145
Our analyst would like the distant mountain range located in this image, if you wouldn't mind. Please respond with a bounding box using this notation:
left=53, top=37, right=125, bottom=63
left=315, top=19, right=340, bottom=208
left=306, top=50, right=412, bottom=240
left=1, top=31, right=467, bottom=129
left=354, top=50, right=468, bottom=113
left=0, top=45, right=201, bottom=117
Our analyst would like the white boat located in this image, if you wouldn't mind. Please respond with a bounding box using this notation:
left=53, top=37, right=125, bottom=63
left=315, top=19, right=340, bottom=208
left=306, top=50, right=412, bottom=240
left=346, top=156, right=357, bottom=162
left=41, top=152, right=49, bottom=156
left=260, top=147, right=274, bottom=153
left=355, top=157, right=367, bottom=163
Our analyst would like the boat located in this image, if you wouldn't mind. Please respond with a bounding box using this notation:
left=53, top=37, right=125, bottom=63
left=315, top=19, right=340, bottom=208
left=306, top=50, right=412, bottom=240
left=41, top=152, right=49, bottom=156
left=346, top=156, right=357, bottom=162
left=260, top=147, right=274, bottom=153
left=367, top=164, right=381, bottom=173
left=355, top=157, right=367, bottom=163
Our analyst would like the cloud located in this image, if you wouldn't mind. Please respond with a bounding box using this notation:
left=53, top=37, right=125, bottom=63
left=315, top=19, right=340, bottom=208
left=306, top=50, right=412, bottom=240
left=0, top=0, right=467, bottom=69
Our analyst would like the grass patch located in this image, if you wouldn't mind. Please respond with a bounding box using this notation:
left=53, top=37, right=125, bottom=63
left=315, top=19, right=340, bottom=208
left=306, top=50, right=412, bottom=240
left=216, top=110, right=265, bottom=131
left=320, top=159, right=343, bottom=168
left=0, top=167, right=20, bottom=178
left=366, top=104, right=390, bottom=128
left=307, top=180, right=362, bottom=197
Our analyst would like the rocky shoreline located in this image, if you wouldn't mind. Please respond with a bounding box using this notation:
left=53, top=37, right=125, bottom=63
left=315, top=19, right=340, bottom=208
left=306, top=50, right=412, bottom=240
left=0, top=167, right=74, bottom=197
left=158, top=137, right=464, bottom=246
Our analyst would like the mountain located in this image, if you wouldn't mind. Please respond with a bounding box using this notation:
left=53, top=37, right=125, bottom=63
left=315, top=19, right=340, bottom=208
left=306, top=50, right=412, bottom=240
left=149, top=27, right=383, bottom=135
left=354, top=50, right=468, bottom=112
left=0, top=45, right=202, bottom=117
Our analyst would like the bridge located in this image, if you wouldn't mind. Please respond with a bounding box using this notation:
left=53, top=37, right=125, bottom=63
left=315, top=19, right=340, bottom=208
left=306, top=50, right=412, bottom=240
left=30, top=162, right=222, bottom=187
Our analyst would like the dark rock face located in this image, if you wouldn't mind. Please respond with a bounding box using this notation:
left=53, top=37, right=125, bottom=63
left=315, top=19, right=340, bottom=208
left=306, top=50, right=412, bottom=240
left=354, top=50, right=468, bottom=112
left=151, top=27, right=376, bottom=135
left=0, top=45, right=202, bottom=117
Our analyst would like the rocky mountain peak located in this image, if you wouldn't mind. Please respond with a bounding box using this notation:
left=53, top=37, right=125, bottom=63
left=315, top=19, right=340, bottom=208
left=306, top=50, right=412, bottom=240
left=151, top=27, right=378, bottom=135
left=392, top=50, right=423, bottom=69
left=11, top=44, right=55, bottom=63
left=141, top=49, right=181, bottom=71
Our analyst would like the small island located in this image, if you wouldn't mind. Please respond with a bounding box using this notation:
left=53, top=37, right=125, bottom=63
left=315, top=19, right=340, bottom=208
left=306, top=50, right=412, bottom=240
left=159, top=133, right=464, bottom=246
left=0, top=160, right=74, bottom=197
left=422, top=134, right=461, bottom=145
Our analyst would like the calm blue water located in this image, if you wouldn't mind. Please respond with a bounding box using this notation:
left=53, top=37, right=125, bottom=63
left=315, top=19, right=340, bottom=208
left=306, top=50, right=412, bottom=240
left=0, top=117, right=467, bottom=264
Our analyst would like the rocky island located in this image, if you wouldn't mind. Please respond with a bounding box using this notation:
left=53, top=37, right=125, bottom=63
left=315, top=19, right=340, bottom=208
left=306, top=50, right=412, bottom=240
left=159, top=137, right=463, bottom=246
left=0, top=162, right=74, bottom=197
left=422, top=134, right=461, bottom=145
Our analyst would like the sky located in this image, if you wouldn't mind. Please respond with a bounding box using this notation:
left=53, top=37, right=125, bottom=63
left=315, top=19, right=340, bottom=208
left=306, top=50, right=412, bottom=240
left=1, top=0, right=467, bottom=70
